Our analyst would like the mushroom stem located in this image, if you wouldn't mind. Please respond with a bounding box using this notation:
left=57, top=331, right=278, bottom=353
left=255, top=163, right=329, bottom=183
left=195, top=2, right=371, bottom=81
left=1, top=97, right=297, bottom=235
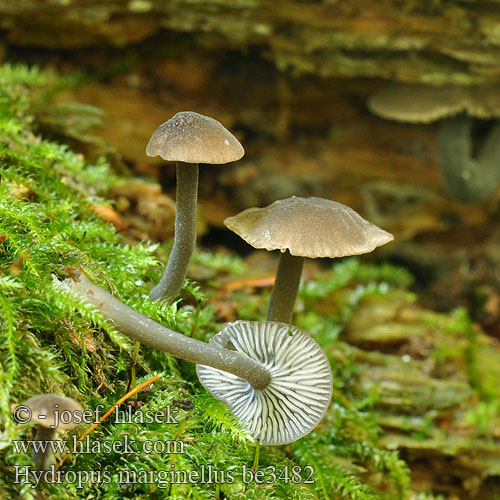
left=437, top=116, right=500, bottom=203
left=33, top=426, right=56, bottom=471
left=150, top=162, right=199, bottom=301
left=65, top=271, right=271, bottom=390
left=266, top=250, right=304, bottom=323
left=437, top=116, right=477, bottom=202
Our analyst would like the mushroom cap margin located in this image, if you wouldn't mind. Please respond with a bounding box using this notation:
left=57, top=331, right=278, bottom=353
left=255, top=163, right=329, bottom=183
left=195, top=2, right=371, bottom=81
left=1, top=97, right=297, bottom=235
left=224, top=196, right=394, bottom=259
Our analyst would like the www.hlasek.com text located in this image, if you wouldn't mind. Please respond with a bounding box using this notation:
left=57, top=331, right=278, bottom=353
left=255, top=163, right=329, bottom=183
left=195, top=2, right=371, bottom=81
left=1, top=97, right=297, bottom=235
left=13, top=434, right=185, bottom=456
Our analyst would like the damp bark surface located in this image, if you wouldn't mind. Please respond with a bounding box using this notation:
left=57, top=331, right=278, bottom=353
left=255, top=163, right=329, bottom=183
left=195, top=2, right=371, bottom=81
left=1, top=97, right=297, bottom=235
left=3, top=0, right=500, bottom=85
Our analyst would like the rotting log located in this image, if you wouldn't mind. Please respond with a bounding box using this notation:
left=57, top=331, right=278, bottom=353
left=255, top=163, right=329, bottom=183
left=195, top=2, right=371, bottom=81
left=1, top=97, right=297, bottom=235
left=2, top=0, right=500, bottom=85
left=331, top=289, right=500, bottom=496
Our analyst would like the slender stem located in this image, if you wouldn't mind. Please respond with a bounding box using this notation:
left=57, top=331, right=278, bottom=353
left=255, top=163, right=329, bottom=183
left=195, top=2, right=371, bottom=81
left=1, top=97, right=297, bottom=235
left=130, top=340, right=141, bottom=409
left=169, top=416, right=190, bottom=496
left=65, top=271, right=271, bottom=390
left=189, top=301, right=202, bottom=338
left=437, top=116, right=475, bottom=202
left=252, top=441, right=261, bottom=473
left=266, top=250, right=304, bottom=324
left=33, top=426, right=56, bottom=471
left=150, top=162, right=199, bottom=301
left=478, top=120, right=500, bottom=195
left=437, top=116, right=500, bottom=203
left=145, top=164, right=199, bottom=402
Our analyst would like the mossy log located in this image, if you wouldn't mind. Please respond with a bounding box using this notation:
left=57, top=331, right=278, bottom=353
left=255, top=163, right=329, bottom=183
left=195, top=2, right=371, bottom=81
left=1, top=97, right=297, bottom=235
left=330, top=288, right=500, bottom=496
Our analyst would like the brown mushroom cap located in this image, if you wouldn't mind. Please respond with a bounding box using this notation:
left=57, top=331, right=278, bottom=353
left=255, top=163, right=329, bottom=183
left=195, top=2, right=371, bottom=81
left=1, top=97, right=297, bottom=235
left=368, top=83, right=467, bottom=123
left=224, top=196, right=394, bottom=259
left=368, top=83, right=500, bottom=123
left=22, top=394, right=83, bottom=430
left=146, top=111, right=244, bottom=164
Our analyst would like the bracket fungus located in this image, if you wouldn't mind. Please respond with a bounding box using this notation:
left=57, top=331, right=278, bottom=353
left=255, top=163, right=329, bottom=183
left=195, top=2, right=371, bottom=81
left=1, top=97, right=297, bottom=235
left=196, top=321, right=333, bottom=445
left=19, top=394, right=83, bottom=470
left=146, top=111, right=244, bottom=301
left=368, top=83, right=500, bottom=202
left=225, top=196, right=394, bottom=324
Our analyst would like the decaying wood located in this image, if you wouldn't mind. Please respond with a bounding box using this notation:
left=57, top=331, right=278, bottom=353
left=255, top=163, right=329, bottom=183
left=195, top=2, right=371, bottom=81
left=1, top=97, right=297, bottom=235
left=330, top=289, right=500, bottom=497
left=2, top=0, right=500, bottom=85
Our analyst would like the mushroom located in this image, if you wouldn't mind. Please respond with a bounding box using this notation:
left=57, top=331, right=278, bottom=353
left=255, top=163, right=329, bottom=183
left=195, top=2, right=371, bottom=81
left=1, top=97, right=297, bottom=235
left=57, top=270, right=333, bottom=443
left=146, top=111, right=244, bottom=302
left=196, top=320, right=333, bottom=445
left=368, top=83, right=500, bottom=202
left=19, top=394, right=83, bottom=470
left=225, top=196, right=394, bottom=324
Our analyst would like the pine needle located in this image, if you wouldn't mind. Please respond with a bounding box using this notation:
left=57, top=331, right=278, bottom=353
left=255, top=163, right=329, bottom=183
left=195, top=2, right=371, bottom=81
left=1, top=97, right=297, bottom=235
left=54, top=372, right=162, bottom=472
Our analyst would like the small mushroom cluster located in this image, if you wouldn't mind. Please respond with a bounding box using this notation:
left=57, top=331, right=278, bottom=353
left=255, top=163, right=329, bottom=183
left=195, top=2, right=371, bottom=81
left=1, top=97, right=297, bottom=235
left=44, top=111, right=394, bottom=458
left=368, top=83, right=500, bottom=203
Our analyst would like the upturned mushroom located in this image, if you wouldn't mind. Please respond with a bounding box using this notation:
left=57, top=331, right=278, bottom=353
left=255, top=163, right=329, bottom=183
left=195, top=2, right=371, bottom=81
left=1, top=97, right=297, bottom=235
left=197, top=320, right=332, bottom=444
left=56, top=270, right=332, bottom=443
left=18, top=394, right=83, bottom=470
left=368, top=83, right=500, bottom=202
left=225, top=196, right=394, bottom=324
left=146, top=111, right=244, bottom=302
